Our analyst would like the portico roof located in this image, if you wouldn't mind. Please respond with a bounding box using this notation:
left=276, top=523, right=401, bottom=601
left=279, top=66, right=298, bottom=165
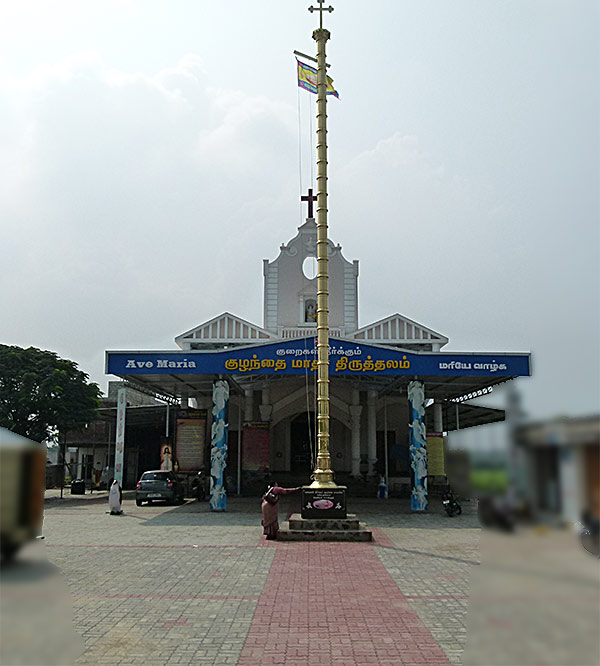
left=425, top=402, right=506, bottom=431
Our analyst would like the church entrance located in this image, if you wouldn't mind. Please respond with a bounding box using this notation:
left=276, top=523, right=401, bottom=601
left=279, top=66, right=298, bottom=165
left=290, top=412, right=317, bottom=476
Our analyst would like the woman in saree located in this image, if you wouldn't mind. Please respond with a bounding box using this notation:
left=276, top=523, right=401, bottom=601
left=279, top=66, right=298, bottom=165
left=261, top=482, right=300, bottom=540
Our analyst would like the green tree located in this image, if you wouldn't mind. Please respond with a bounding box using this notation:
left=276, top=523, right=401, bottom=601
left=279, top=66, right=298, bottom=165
left=0, top=345, right=101, bottom=442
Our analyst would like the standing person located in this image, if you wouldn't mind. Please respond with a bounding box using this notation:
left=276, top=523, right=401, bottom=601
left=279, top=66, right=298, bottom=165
left=92, top=463, right=102, bottom=489
left=261, top=482, right=300, bottom=540
left=101, top=465, right=109, bottom=489
left=108, top=480, right=123, bottom=515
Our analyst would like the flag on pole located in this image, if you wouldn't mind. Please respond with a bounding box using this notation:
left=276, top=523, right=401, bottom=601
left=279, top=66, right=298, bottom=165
left=297, top=59, right=339, bottom=98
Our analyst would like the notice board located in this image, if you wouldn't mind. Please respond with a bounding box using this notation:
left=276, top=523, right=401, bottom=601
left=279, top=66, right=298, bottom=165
left=426, top=432, right=445, bottom=476
left=176, top=410, right=206, bottom=471
left=242, top=423, right=270, bottom=472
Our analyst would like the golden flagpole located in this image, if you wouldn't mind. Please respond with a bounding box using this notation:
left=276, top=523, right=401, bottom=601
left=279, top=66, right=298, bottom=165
left=308, top=1, right=336, bottom=489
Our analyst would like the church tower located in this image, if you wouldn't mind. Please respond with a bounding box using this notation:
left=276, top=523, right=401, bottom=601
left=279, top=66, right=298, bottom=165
left=262, top=196, right=359, bottom=339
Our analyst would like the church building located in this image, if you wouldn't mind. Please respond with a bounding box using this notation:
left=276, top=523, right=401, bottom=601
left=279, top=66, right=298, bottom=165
left=105, top=195, right=530, bottom=509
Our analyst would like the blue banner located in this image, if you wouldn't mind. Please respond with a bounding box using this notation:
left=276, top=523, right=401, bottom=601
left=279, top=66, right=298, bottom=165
left=106, top=338, right=530, bottom=378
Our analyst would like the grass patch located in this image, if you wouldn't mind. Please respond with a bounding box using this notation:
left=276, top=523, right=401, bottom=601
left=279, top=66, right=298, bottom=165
left=470, top=469, right=508, bottom=492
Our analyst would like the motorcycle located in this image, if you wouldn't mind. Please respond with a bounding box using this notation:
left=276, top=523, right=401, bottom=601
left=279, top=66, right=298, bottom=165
left=191, top=471, right=206, bottom=501
left=442, top=485, right=462, bottom=517
left=477, top=494, right=515, bottom=531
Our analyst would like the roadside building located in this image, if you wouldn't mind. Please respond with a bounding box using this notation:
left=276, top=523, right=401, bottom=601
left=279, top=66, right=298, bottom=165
left=517, top=414, right=600, bottom=524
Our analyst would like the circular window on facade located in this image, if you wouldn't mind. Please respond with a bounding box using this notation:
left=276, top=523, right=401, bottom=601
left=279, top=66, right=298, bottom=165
left=302, top=256, right=318, bottom=280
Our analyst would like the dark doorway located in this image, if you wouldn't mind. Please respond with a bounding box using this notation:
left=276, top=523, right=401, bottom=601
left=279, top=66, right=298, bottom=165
left=81, top=454, right=94, bottom=481
left=131, top=427, right=165, bottom=477
left=227, top=430, right=239, bottom=492
left=376, top=430, right=409, bottom=476
left=290, top=412, right=317, bottom=475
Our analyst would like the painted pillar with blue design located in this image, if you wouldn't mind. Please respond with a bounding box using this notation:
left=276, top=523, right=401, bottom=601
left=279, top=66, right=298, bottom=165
left=209, top=379, right=229, bottom=511
left=408, top=379, right=428, bottom=511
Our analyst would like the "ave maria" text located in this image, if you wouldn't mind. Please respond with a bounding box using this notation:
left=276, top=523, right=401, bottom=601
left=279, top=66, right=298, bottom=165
left=125, top=358, right=197, bottom=369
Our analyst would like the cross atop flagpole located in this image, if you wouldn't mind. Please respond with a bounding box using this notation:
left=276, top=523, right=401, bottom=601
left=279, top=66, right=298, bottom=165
left=308, top=0, right=334, bottom=30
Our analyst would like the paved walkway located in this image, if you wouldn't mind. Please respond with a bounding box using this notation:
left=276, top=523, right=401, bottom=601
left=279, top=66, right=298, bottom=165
left=20, top=491, right=597, bottom=666
left=239, top=542, right=451, bottom=666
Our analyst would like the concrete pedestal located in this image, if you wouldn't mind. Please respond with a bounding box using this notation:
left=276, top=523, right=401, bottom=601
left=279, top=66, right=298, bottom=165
left=278, top=513, right=373, bottom=542
left=278, top=487, right=371, bottom=541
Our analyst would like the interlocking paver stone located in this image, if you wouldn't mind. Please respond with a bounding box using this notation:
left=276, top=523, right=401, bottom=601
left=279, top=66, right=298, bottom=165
left=3, top=494, right=493, bottom=665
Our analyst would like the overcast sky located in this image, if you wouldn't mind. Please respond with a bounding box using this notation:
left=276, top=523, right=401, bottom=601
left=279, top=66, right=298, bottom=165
left=1, top=0, right=598, bottom=420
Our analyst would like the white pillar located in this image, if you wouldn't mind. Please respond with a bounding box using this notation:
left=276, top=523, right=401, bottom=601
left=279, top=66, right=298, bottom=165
left=558, top=446, right=582, bottom=525
left=114, top=387, right=126, bottom=486
left=350, top=388, right=362, bottom=476
left=237, top=399, right=242, bottom=495
left=367, top=390, right=378, bottom=476
left=349, top=405, right=363, bottom=477
left=259, top=385, right=272, bottom=422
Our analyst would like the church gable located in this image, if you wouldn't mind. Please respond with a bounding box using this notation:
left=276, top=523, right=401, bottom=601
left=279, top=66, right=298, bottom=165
left=175, top=312, right=277, bottom=350
left=349, top=314, right=448, bottom=350
left=263, top=217, right=359, bottom=337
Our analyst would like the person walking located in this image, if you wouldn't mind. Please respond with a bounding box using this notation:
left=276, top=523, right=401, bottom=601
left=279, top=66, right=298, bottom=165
left=261, top=482, right=300, bottom=540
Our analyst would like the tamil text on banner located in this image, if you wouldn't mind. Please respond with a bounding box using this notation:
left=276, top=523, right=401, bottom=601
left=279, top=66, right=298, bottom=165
left=107, top=338, right=531, bottom=379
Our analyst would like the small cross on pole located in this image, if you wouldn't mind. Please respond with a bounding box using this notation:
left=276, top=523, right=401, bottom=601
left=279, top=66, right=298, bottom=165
left=301, top=188, right=317, bottom=218
left=308, top=0, right=333, bottom=29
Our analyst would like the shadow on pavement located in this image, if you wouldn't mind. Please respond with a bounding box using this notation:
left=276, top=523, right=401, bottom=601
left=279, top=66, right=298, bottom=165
left=128, top=496, right=482, bottom=529
left=0, top=541, right=84, bottom=665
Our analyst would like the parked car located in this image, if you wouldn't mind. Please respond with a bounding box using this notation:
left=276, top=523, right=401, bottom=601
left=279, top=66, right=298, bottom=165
left=135, top=470, right=184, bottom=506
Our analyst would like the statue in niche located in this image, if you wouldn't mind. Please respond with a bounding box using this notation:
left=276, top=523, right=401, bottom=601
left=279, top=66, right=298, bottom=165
left=304, top=298, right=317, bottom=323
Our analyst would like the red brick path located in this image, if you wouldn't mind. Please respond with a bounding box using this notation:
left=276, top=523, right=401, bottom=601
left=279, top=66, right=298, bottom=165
left=238, top=542, right=451, bottom=666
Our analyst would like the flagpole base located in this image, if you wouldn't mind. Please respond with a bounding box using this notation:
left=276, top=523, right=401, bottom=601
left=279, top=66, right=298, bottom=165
left=308, top=472, right=337, bottom=489
left=301, top=485, right=347, bottom=519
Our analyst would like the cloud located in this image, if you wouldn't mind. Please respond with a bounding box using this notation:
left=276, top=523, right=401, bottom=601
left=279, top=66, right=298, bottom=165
left=0, top=53, right=298, bottom=368
left=332, top=131, right=497, bottom=302
left=328, top=128, right=599, bottom=418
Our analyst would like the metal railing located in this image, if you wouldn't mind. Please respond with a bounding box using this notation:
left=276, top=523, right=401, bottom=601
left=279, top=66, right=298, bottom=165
left=278, top=326, right=344, bottom=338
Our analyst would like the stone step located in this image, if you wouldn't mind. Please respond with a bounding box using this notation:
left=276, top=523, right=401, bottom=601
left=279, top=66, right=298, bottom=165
left=278, top=521, right=373, bottom=542
left=288, top=513, right=360, bottom=531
